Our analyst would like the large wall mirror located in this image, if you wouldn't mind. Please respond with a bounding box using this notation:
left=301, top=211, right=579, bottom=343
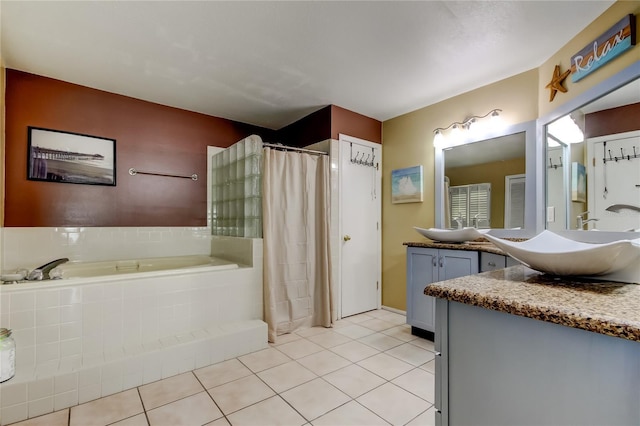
left=543, top=61, right=640, bottom=232
left=435, top=120, right=537, bottom=235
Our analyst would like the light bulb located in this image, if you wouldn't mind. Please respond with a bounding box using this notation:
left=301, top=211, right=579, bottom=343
left=450, top=124, right=462, bottom=146
left=433, top=130, right=445, bottom=148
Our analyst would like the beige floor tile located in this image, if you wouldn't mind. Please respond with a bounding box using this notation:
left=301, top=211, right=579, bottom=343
left=306, top=331, right=352, bottom=348
left=276, top=339, right=324, bottom=360
left=194, top=358, right=253, bottom=389
left=238, top=347, right=291, bottom=373
left=226, top=396, right=306, bottom=426
left=296, top=350, right=351, bottom=376
left=111, top=414, right=149, bottom=426
left=357, top=353, right=413, bottom=380
left=333, top=324, right=375, bottom=340
left=420, top=359, right=435, bottom=374
left=409, top=337, right=435, bottom=352
left=357, top=383, right=431, bottom=425
left=295, top=326, right=330, bottom=338
left=406, top=406, right=436, bottom=426
left=385, top=343, right=435, bottom=366
left=329, top=340, right=379, bottom=363
left=205, top=417, right=231, bottom=426
left=358, top=332, right=404, bottom=351
left=11, top=409, right=69, bottom=426
left=381, top=325, right=417, bottom=342
left=312, top=400, right=389, bottom=426
left=280, top=378, right=350, bottom=421
left=208, top=374, right=275, bottom=414
left=147, top=391, right=222, bottom=426
left=376, top=311, right=407, bottom=325
left=359, top=318, right=395, bottom=332
left=272, top=333, right=303, bottom=346
left=358, top=310, right=388, bottom=319
left=392, top=368, right=435, bottom=403
left=323, top=364, right=386, bottom=398
left=342, top=313, right=373, bottom=324
left=138, top=372, right=204, bottom=410
left=257, top=360, right=316, bottom=393
left=330, top=319, right=352, bottom=329
left=70, top=389, right=143, bottom=426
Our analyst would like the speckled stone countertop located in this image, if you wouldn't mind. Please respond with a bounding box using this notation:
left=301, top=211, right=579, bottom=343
left=424, top=265, right=640, bottom=342
left=404, top=240, right=508, bottom=255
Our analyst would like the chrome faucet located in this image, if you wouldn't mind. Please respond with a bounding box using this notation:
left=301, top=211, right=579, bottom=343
left=576, top=211, right=599, bottom=230
left=453, top=216, right=463, bottom=229
left=27, top=258, right=69, bottom=280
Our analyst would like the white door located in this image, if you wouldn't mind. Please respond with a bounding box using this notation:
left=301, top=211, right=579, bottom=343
left=339, top=136, right=381, bottom=318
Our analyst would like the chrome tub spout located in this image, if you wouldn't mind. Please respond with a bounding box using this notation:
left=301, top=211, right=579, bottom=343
left=28, top=258, right=69, bottom=280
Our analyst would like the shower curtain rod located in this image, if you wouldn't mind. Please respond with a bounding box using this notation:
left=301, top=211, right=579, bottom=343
left=263, top=143, right=328, bottom=156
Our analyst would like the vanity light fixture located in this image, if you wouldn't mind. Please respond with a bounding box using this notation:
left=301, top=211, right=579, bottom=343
left=433, top=109, right=502, bottom=148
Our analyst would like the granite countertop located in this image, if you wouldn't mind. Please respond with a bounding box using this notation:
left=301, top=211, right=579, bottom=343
left=424, top=265, right=640, bottom=342
left=404, top=240, right=508, bottom=255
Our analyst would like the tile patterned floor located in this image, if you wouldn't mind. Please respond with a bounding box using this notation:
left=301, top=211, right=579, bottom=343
left=9, top=310, right=436, bottom=426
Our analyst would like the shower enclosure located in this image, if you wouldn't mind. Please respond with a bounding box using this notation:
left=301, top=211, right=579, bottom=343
left=210, top=135, right=263, bottom=238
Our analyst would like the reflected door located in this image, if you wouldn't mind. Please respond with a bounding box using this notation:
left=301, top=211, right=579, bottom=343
left=588, top=132, right=640, bottom=231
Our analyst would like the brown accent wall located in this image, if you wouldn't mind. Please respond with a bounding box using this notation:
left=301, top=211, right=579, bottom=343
left=585, top=102, right=640, bottom=138
left=331, top=105, right=382, bottom=144
left=276, top=104, right=382, bottom=147
left=4, top=70, right=273, bottom=227
left=276, top=106, right=332, bottom=147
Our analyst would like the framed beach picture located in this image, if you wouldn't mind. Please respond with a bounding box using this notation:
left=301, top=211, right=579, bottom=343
left=571, top=162, right=586, bottom=203
left=27, top=127, right=116, bottom=186
left=391, top=165, right=423, bottom=204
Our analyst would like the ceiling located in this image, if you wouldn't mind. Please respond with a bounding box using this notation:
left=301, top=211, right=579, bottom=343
left=1, top=1, right=614, bottom=130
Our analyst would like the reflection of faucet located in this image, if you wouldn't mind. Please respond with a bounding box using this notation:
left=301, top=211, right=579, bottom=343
left=576, top=211, right=599, bottom=230
left=453, top=217, right=463, bottom=229
left=27, top=258, right=69, bottom=280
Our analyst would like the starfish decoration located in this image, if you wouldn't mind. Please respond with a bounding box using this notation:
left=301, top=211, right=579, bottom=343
left=545, top=64, right=571, bottom=102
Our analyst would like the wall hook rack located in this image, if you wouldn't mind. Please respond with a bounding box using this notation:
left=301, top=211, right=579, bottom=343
left=129, top=168, right=198, bottom=181
left=603, top=145, right=639, bottom=164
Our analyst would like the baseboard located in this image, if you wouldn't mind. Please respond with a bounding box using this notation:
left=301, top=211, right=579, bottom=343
left=381, top=305, right=406, bottom=316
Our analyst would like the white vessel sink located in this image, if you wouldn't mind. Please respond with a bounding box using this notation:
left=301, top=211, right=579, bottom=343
left=414, top=227, right=483, bottom=243
left=484, top=230, right=640, bottom=278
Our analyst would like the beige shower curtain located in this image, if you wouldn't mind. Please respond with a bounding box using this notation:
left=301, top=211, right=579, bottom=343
left=262, top=147, right=333, bottom=343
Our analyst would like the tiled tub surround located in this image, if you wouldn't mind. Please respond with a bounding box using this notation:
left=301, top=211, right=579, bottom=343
left=1, top=227, right=213, bottom=272
left=0, top=234, right=266, bottom=424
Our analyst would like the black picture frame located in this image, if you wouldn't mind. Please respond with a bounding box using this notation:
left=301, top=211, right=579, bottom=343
left=27, top=127, right=116, bottom=186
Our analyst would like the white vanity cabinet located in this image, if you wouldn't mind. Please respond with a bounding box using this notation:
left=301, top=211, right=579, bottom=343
left=406, top=247, right=478, bottom=333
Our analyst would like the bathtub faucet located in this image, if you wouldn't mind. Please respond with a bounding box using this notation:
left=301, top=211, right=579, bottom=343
left=27, top=258, right=69, bottom=280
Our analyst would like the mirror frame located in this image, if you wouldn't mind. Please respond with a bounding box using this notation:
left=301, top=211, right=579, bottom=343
left=435, top=120, right=537, bottom=236
left=537, top=60, right=640, bottom=234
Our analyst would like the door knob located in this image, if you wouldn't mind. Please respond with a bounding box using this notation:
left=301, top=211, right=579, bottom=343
left=343, top=235, right=351, bottom=241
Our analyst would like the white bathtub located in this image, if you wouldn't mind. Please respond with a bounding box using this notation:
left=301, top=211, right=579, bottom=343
left=55, top=255, right=238, bottom=279
left=0, top=239, right=266, bottom=424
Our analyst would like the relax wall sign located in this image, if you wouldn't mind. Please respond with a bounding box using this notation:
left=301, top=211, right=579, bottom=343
left=570, top=14, right=636, bottom=83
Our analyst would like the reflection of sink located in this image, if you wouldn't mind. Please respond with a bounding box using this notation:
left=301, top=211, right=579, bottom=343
left=414, top=227, right=484, bottom=243
left=484, top=230, right=640, bottom=280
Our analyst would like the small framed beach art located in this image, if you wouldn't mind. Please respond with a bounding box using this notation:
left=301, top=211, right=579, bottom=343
left=391, top=165, right=423, bottom=204
left=27, top=127, right=116, bottom=186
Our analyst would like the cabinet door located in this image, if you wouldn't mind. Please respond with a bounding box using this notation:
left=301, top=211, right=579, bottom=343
left=407, top=247, right=439, bottom=331
left=438, top=249, right=479, bottom=280
left=480, top=252, right=507, bottom=272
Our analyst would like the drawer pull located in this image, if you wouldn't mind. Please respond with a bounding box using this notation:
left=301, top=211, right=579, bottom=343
left=435, top=351, right=441, bottom=356
left=488, top=261, right=496, bottom=267
left=432, top=257, right=437, bottom=267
